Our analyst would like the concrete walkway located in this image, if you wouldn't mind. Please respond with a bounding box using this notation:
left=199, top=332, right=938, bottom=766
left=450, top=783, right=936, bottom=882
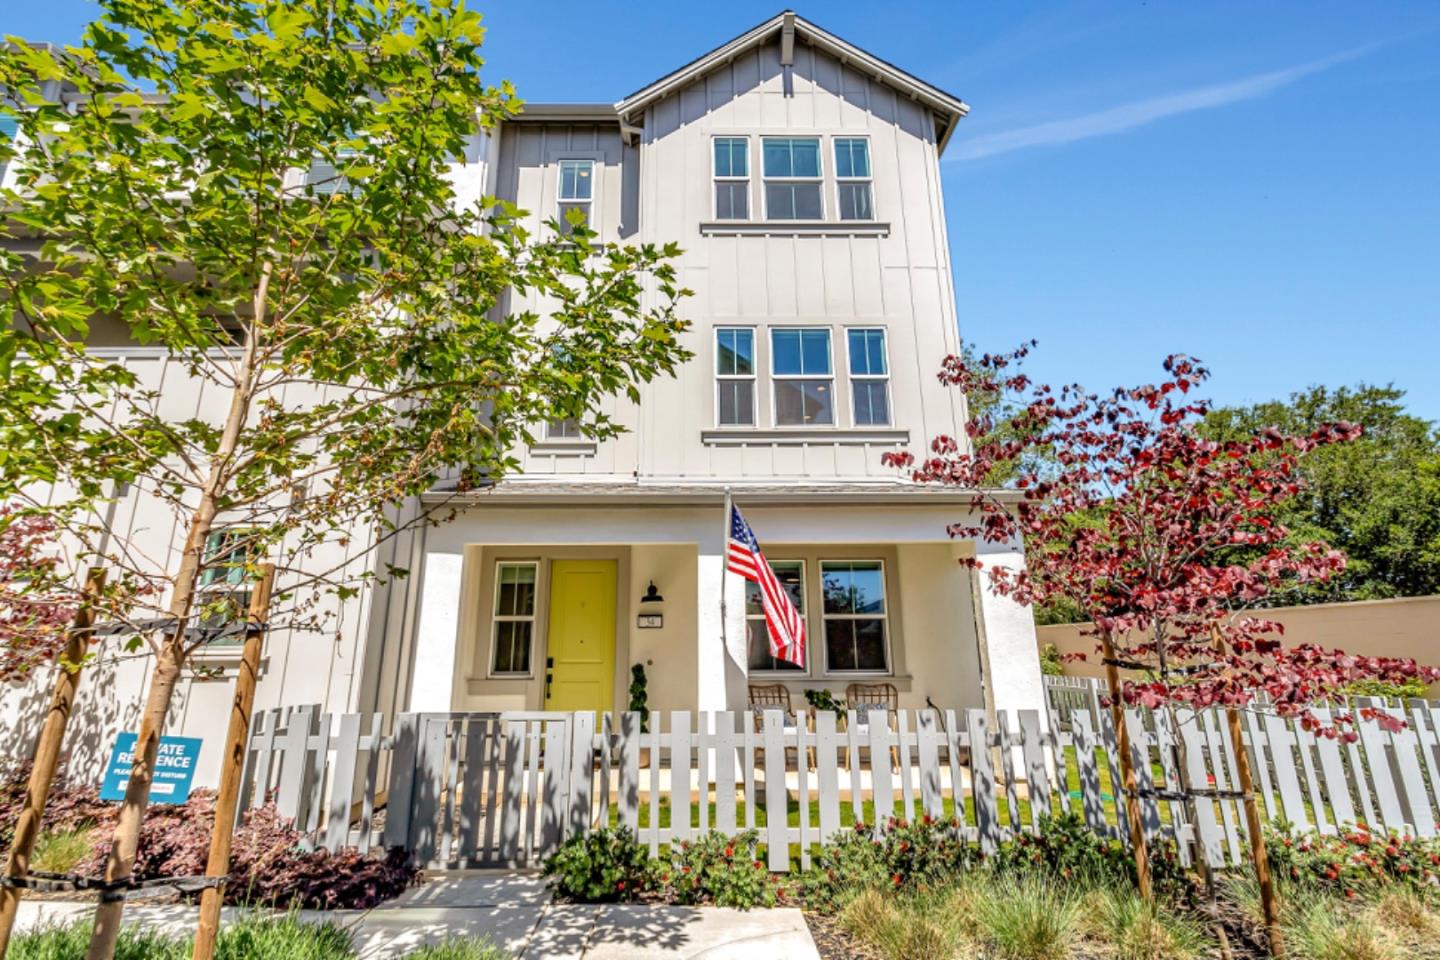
left=8, top=872, right=820, bottom=959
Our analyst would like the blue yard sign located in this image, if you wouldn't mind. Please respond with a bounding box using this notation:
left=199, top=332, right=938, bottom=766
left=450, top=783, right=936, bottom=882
left=100, top=733, right=203, bottom=804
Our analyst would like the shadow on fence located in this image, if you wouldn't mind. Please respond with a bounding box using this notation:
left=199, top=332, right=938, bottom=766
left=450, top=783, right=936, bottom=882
left=239, top=698, right=1440, bottom=873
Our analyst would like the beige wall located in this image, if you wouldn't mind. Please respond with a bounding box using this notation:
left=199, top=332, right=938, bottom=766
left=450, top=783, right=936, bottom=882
left=1037, top=595, right=1440, bottom=694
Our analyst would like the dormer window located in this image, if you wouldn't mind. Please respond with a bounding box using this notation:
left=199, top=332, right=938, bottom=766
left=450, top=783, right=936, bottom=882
left=762, top=137, right=822, bottom=220
left=713, top=137, right=749, bottom=220
left=557, top=159, right=594, bottom=233
left=834, top=138, right=873, bottom=221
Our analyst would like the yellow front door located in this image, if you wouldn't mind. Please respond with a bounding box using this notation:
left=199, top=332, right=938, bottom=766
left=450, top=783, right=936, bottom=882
left=543, top=560, right=617, bottom=713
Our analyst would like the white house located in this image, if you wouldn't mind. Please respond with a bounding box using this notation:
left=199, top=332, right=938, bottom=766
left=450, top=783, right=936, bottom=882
left=1, top=12, right=1046, bottom=787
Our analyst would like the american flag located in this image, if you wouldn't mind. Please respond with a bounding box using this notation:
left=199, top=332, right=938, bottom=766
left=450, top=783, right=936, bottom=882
left=726, top=505, right=806, bottom=668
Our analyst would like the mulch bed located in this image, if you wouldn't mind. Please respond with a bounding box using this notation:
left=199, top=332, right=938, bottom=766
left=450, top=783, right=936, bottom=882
left=804, top=911, right=883, bottom=960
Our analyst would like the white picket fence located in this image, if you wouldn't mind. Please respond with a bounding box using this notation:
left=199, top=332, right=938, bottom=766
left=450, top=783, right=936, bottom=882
left=239, top=700, right=1440, bottom=872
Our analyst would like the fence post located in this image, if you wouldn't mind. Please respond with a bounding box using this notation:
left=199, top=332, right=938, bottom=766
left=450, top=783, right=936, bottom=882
left=0, top=568, right=107, bottom=957
left=192, top=565, right=275, bottom=960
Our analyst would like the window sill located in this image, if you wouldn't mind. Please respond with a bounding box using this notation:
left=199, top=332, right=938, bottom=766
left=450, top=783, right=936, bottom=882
left=701, top=428, right=908, bottom=447
left=530, top=441, right=597, bottom=457
left=699, top=220, right=890, bottom=237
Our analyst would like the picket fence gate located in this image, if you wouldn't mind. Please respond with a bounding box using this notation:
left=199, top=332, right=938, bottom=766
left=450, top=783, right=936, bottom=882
left=238, top=700, right=1440, bottom=872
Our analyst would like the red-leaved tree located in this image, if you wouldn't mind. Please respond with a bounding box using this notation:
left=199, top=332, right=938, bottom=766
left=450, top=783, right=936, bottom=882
left=0, top=505, right=82, bottom=685
left=886, top=347, right=1438, bottom=956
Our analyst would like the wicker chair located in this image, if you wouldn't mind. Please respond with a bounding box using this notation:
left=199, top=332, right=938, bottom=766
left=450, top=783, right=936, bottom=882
left=846, top=682, right=900, bottom=770
left=748, top=683, right=814, bottom=768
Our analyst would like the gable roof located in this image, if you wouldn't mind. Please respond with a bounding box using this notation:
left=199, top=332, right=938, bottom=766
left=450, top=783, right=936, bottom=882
left=614, top=10, right=969, bottom=154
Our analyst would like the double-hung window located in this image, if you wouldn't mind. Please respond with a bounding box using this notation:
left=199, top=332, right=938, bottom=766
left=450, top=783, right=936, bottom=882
left=771, top=328, right=834, bottom=426
left=713, top=137, right=749, bottom=220
left=196, top=528, right=256, bottom=639
left=833, top=138, right=874, bottom=220
left=821, top=561, right=889, bottom=672
left=746, top=561, right=806, bottom=672
left=491, top=562, right=538, bottom=675
left=715, top=327, right=756, bottom=426
left=762, top=137, right=822, bottom=220
left=557, top=159, right=594, bottom=233
left=847, top=328, right=890, bottom=426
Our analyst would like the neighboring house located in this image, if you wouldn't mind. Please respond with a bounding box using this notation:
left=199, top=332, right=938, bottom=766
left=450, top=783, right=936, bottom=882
left=0, top=12, right=1046, bottom=787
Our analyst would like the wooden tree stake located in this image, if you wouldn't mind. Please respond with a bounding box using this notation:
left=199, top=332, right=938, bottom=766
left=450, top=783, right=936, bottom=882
left=191, top=564, right=275, bottom=960
left=0, top=568, right=108, bottom=956
left=1101, top=630, right=1154, bottom=902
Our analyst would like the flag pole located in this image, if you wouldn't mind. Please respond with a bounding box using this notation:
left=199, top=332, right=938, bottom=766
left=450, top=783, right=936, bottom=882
left=720, top=485, right=732, bottom=654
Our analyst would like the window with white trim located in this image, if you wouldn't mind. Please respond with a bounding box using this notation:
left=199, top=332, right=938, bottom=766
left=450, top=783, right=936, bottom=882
left=746, top=561, right=806, bottom=673
left=762, top=137, right=822, bottom=220
left=556, top=159, right=594, bottom=233
left=713, top=137, right=749, bottom=220
left=847, top=328, right=890, bottom=426
left=546, top=418, right=582, bottom=440
left=715, top=327, right=756, bottom=426
left=771, top=328, right=833, bottom=426
left=491, top=562, right=538, bottom=675
left=820, top=560, right=889, bottom=672
left=196, top=527, right=256, bottom=640
left=833, top=138, right=873, bottom=220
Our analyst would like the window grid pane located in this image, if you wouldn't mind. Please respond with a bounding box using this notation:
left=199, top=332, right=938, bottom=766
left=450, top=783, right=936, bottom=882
left=772, top=329, right=832, bottom=376
left=837, top=182, right=873, bottom=221
left=714, top=137, right=748, bottom=178
left=558, top=160, right=593, bottom=201
left=715, top=182, right=749, bottom=220
left=852, top=381, right=889, bottom=426
left=821, top=561, right=889, bottom=672
left=834, top=138, right=871, bottom=179
left=492, top=563, right=537, bottom=675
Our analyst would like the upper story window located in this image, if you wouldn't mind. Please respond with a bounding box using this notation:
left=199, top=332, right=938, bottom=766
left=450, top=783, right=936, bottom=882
left=746, top=560, right=806, bottom=673
left=491, top=561, right=538, bottom=676
left=715, top=327, right=756, bottom=426
left=762, top=137, right=822, bottom=220
left=847, top=328, right=890, bottom=426
left=713, top=137, right=749, bottom=220
left=834, top=138, right=874, bottom=221
left=196, top=527, right=256, bottom=640
left=547, top=418, right=582, bottom=440
left=771, top=328, right=833, bottom=426
left=557, top=159, right=594, bottom=233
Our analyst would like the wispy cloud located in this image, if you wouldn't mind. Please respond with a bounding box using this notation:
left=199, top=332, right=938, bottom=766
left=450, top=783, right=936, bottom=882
left=951, top=43, right=1381, bottom=162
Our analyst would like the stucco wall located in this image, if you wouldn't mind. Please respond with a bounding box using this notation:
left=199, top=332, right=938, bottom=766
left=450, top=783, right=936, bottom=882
left=1037, top=595, right=1440, bottom=694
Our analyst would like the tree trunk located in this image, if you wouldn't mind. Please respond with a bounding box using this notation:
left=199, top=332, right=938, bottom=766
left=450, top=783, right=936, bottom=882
left=191, top=565, right=274, bottom=960
left=0, top=569, right=107, bottom=957
left=1213, top=627, right=1286, bottom=958
left=1101, top=630, right=1153, bottom=902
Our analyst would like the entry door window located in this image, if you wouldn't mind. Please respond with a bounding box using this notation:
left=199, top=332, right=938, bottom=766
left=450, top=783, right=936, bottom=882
left=491, top=562, right=538, bottom=675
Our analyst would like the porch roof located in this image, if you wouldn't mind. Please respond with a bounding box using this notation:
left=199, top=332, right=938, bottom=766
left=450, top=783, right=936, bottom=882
left=421, top=478, right=1021, bottom=508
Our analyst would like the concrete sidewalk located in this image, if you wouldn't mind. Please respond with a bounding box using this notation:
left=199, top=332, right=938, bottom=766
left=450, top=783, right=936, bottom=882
left=8, top=872, right=821, bottom=959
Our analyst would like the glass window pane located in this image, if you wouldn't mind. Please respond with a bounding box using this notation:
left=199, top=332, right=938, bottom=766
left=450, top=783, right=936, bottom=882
left=854, top=619, right=887, bottom=670
left=791, top=139, right=820, bottom=177
left=558, top=160, right=592, bottom=200
left=800, top=329, right=831, bottom=374
left=558, top=202, right=588, bottom=233
left=715, top=182, right=748, bottom=220
left=836, top=138, right=870, bottom=178
left=867, top=331, right=886, bottom=374
left=853, top=381, right=890, bottom=426
left=764, top=182, right=795, bottom=219
left=493, top=621, right=533, bottom=674
left=821, top=561, right=885, bottom=614
left=792, top=182, right=822, bottom=219
left=825, top=620, right=858, bottom=671
left=776, top=380, right=833, bottom=425
left=718, top=380, right=755, bottom=426
left=763, top=140, right=792, bottom=177
left=548, top=418, right=580, bottom=438
left=838, top=182, right=873, bottom=220
left=497, top=564, right=536, bottom=616
left=772, top=329, right=802, bottom=375
left=715, top=137, right=747, bottom=177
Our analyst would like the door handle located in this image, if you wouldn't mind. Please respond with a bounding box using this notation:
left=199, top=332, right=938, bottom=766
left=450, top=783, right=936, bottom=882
left=545, top=672, right=553, bottom=699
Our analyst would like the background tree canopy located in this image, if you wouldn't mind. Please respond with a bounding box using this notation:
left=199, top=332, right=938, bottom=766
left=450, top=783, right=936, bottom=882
left=1199, top=384, right=1440, bottom=604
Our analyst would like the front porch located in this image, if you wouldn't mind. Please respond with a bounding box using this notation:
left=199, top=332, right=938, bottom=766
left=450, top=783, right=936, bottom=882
left=385, top=484, right=1047, bottom=723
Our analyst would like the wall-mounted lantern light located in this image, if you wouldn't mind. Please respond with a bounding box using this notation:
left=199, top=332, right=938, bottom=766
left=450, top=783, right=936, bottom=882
left=638, top=581, right=664, bottom=604
left=637, top=580, right=664, bottom=628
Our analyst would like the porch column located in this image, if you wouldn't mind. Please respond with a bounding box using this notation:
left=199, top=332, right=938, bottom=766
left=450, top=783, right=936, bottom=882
left=696, top=533, right=748, bottom=713
left=407, top=546, right=464, bottom=711
left=973, top=538, right=1047, bottom=721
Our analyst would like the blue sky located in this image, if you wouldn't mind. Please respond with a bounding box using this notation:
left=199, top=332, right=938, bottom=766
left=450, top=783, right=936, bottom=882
left=8, top=2, right=1440, bottom=419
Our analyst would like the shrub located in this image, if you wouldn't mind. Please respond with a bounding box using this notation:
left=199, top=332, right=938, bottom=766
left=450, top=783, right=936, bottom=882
left=403, top=937, right=511, bottom=960
left=804, top=815, right=976, bottom=911
left=993, top=813, right=1190, bottom=900
left=30, top=826, right=98, bottom=875
left=0, top=762, right=113, bottom=851
left=7, top=922, right=188, bottom=960
left=969, top=874, right=1085, bottom=960
left=1266, top=822, right=1440, bottom=895
left=662, top=830, right=777, bottom=909
left=78, top=794, right=416, bottom=909
left=542, top=826, right=652, bottom=903
left=1282, top=891, right=1391, bottom=960
left=840, top=887, right=972, bottom=960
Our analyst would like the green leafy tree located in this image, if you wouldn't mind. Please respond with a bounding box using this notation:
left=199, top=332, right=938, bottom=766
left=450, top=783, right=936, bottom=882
left=0, top=1, right=690, bottom=954
left=1201, top=384, right=1440, bottom=603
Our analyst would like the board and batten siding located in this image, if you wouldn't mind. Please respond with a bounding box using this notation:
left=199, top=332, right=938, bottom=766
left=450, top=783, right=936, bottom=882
left=496, top=38, right=967, bottom=483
